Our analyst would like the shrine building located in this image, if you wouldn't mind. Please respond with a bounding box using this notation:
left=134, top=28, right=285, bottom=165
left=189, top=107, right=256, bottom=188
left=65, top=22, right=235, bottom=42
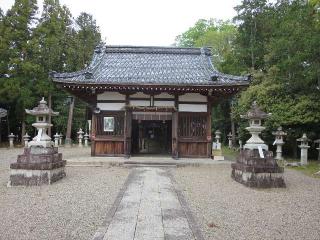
left=51, top=45, right=250, bottom=158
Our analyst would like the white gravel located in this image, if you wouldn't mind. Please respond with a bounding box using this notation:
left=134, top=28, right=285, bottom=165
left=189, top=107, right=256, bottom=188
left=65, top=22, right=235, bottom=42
left=0, top=148, right=130, bottom=240
left=173, top=164, right=320, bottom=240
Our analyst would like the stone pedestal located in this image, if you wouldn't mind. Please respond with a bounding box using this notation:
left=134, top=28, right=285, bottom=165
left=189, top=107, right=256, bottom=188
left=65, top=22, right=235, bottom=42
left=231, top=149, right=285, bottom=188
left=84, top=132, right=89, bottom=147
left=8, top=146, right=66, bottom=186
left=8, top=133, right=15, bottom=148
left=299, top=146, right=309, bottom=165
left=275, top=144, right=283, bottom=160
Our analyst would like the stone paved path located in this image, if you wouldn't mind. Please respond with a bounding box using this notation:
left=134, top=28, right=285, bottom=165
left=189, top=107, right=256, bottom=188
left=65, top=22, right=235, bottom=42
left=92, top=167, right=203, bottom=240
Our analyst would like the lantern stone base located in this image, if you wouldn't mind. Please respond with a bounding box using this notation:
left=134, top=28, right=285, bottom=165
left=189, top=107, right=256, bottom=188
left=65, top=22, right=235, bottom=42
left=8, top=146, right=66, bottom=186
left=231, top=149, right=285, bottom=188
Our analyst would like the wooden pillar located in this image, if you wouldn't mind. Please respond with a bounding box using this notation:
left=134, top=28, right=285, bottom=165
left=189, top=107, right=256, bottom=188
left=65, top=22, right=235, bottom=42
left=91, top=113, right=96, bottom=156
left=65, top=97, right=75, bottom=146
left=172, top=95, right=179, bottom=159
left=207, top=97, right=213, bottom=158
left=124, top=94, right=132, bottom=158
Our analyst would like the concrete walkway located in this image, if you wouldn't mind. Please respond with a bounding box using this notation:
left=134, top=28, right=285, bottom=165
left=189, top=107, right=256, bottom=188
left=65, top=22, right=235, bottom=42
left=92, top=167, right=203, bottom=240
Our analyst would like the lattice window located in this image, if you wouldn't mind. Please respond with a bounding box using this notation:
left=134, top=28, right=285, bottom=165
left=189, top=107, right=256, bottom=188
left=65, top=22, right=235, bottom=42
left=178, top=113, right=207, bottom=138
left=96, top=113, right=124, bottom=136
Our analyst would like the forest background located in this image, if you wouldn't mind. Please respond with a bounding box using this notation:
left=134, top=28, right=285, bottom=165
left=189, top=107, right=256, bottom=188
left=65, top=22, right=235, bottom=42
left=0, top=0, right=319, bottom=158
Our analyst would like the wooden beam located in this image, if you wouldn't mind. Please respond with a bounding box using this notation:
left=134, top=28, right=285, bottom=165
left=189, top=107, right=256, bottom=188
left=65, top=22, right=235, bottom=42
left=91, top=113, right=97, bottom=156
left=124, top=95, right=132, bottom=158
left=172, top=95, right=179, bottom=159
left=207, top=97, right=213, bottom=158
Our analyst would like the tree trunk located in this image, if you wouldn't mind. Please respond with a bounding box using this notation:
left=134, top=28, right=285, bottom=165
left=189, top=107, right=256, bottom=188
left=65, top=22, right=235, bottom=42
left=231, top=117, right=236, bottom=146
left=292, top=138, right=298, bottom=159
left=21, top=112, right=26, bottom=146
left=65, top=97, right=75, bottom=147
left=48, top=93, right=52, bottom=137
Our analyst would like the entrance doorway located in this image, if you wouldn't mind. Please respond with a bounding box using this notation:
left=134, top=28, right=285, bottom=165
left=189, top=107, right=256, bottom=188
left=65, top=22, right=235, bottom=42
left=132, top=120, right=172, bottom=155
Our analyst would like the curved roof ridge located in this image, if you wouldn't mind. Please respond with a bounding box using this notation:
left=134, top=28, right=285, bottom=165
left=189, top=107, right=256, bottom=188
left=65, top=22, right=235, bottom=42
left=52, top=69, right=86, bottom=79
left=104, top=45, right=212, bottom=56
left=51, top=44, right=250, bottom=86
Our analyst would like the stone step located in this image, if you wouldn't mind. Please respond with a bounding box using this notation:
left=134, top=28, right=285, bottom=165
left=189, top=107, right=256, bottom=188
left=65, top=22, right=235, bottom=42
left=123, top=163, right=177, bottom=168
left=123, top=161, right=177, bottom=166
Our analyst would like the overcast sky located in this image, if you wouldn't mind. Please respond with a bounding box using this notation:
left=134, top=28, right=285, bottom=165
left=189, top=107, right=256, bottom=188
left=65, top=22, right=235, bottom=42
left=2, top=0, right=242, bottom=46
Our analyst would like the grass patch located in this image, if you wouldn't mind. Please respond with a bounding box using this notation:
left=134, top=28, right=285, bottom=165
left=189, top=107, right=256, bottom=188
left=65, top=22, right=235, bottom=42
left=222, top=145, right=239, bottom=160
left=286, top=159, right=320, bottom=179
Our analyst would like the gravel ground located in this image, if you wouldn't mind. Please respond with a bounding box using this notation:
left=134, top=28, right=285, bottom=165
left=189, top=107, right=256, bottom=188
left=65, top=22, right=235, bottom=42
left=173, top=164, right=320, bottom=240
left=0, top=148, right=130, bottom=240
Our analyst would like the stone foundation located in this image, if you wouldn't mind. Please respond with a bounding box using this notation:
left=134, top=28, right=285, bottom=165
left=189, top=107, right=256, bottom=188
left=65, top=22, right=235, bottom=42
left=8, top=146, right=66, bottom=186
left=8, top=168, right=66, bottom=186
left=231, top=149, right=285, bottom=188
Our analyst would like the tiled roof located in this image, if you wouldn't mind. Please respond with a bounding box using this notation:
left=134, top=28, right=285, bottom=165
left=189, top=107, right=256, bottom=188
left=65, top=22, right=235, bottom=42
left=52, top=45, right=250, bottom=86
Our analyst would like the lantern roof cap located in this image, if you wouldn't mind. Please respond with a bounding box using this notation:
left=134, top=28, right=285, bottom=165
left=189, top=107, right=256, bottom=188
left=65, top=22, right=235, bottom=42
left=297, top=133, right=310, bottom=142
left=241, top=101, right=270, bottom=120
left=272, top=126, right=287, bottom=136
left=25, top=97, right=59, bottom=116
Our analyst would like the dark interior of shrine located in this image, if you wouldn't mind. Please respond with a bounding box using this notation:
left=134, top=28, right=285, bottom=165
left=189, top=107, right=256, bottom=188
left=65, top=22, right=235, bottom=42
left=131, top=120, right=172, bottom=155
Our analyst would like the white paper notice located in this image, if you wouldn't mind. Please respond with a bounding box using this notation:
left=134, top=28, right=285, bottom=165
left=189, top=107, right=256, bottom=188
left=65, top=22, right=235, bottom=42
left=258, top=146, right=264, bottom=158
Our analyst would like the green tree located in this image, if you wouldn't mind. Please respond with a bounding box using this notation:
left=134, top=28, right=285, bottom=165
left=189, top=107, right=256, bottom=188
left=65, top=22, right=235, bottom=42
left=0, top=0, right=39, bottom=140
left=73, top=12, right=101, bottom=69
left=175, top=19, right=217, bottom=47
left=233, top=0, right=320, bottom=158
left=234, top=0, right=271, bottom=70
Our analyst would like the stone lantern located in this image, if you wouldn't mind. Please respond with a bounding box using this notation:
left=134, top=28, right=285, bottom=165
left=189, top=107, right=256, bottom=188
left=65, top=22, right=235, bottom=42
left=238, top=139, right=243, bottom=150
left=8, top=98, right=66, bottom=186
left=84, top=132, right=90, bottom=147
left=241, top=101, right=270, bottom=151
left=297, top=133, right=310, bottom=166
left=215, top=130, right=222, bottom=150
left=54, top=133, right=60, bottom=147
left=8, top=133, right=15, bottom=148
left=231, top=101, right=285, bottom=188
left=59, top=133, right=63, bottom=146
left=314, top=139, right=320, bottom=161
left=77, top=128, right=84, bottom=147
left=272, top=126, right=287, bottom=160
left=26, top=98, right=58, bottom=148
left=23, top=133, right=30, bottom=147
left=227, top=132, right=233, bottom=149
left=212, top=129, right=224, bottom=160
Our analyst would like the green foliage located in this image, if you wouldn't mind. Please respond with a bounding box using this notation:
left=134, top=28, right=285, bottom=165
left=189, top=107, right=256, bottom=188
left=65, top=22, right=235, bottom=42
left=175, top=19, right=239, bottom=71
left=234, top=0, right=271, bottom=70
left=176, top=0, right=320, bottom=158
left=175, top=19, right=217, bottom=47
left=0, top=0, right=101, bottom=141
left=232, top=0, right=320, bottom=157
